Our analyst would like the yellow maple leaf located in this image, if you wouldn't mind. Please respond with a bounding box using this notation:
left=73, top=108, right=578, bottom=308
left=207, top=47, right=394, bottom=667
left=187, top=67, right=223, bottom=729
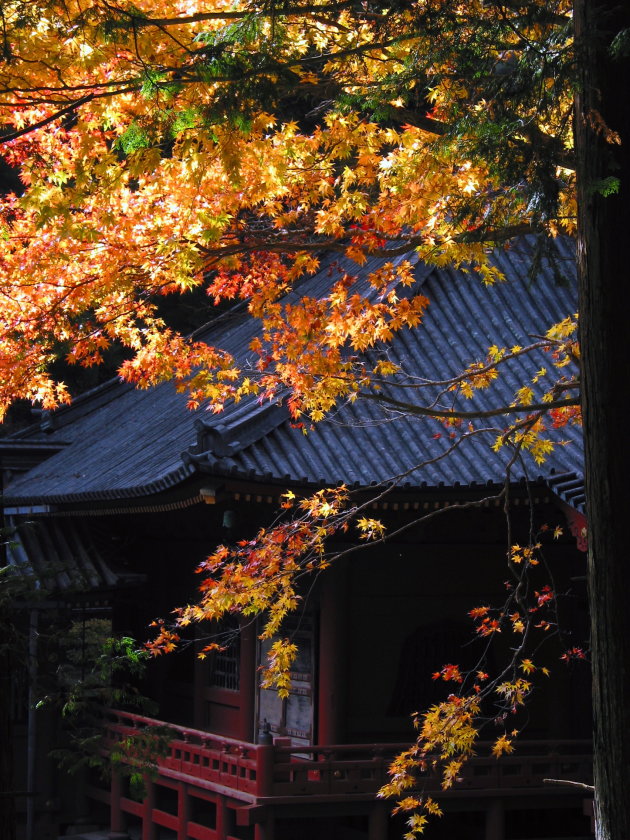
left=491, top=735, right=515, bottom=758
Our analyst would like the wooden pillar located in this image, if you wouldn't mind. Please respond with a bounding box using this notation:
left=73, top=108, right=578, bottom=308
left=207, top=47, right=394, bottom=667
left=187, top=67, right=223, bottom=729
left=485, top=799, right=505, bottom=840
left=216, top=796, right=234, bottom=840
left=317, top=560, right=348, bottom=744
left=256, top=744, right=275, bottom=797
left=239, top=618, right=257, bottom=742
left=177, top=783, right=189, bottom=840
left=368, top=802, right=389, bottom=840
left=142, top=778, right=156, bottom=840
left=193, top=636, right=208, bottom=729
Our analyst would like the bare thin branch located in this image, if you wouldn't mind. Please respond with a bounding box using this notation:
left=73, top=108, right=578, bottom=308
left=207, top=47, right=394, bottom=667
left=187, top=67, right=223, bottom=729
left=543, top=778, right=595, bottom=792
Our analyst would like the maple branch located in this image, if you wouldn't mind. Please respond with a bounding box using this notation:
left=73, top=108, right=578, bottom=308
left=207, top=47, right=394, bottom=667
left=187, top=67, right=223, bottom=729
left=495, top=409, right=545, bottom=449
left=0, top=36, right=412, bottom=109
left=0, top=94, right=94, bottom=144
left=393, top=110, right=448, bottom=135
left=196, top=223, right=542, bottom=266
left=515, top=123, right=576, bottom=172
left=359, top=391, right=580, bottom=420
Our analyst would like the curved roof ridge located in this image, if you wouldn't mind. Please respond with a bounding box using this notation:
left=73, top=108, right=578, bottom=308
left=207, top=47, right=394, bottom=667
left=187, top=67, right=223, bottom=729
left=185, top=399, right=291, bottom=462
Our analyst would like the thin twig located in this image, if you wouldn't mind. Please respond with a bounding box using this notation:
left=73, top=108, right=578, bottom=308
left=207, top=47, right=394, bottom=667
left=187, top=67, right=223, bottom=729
left=543, top=778, right=594, bottom=792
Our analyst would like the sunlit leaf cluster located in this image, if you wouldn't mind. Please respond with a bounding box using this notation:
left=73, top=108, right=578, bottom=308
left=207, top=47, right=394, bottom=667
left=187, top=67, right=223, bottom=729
left=0, top=0, right=576, bottom=420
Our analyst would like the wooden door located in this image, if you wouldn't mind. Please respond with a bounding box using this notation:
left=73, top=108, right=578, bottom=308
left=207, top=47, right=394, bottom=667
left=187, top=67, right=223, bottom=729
left=256, top=614, right=315, bottom=747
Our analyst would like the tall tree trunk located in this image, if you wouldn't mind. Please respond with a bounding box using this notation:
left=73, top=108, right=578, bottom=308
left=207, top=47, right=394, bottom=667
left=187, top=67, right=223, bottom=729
left=0, top=627, right=16, bottom=840
left=574, top=1, right=630, bottom=838
left=0, top=462, right=16, bottom=840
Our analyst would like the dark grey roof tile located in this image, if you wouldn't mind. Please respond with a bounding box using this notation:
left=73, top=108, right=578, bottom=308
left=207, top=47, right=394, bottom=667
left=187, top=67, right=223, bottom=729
left=4, top=236, right=583, bottom=507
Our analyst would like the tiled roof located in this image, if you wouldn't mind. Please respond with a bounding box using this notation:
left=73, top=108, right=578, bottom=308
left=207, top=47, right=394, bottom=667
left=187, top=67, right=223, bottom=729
left=3, top=236, right=583, bottom=509
left=6, top=514, right=145, bottom=592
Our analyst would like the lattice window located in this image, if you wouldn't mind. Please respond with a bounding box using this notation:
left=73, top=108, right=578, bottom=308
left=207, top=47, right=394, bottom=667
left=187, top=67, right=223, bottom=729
left=208, top=617, right=240, bottom=691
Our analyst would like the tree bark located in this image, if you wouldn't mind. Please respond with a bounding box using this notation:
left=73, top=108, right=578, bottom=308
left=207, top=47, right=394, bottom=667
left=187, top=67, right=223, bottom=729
left=0, top=460, right=16, bottom=840
left=574, top=1, right=630, bottom=838
left=0, top=625, right=16, bottom=840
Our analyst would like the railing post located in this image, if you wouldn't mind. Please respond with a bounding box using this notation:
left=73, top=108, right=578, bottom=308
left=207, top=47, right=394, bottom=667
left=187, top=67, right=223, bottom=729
left=177, top=782, right=189, bottom=840
left=320, top=749, right=332, bottom=794
left=372, top=747, right=386, bottom=787
left=256, top=744, right=275, bottom=797
left=216, top=795, right=233, bottom=840
left=142, top=778, right=156, bottom=840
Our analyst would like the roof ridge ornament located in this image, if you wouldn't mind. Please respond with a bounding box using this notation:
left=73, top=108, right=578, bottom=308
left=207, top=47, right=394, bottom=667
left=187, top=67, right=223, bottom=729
left=189, top=400, right=291, bottom=461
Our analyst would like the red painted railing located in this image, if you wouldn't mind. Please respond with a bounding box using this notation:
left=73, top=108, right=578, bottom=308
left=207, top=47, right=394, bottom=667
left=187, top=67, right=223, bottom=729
left=103, top=710, right=592, bottom=802
left=103, top=710, right=265, bottom=799
left=269, top=740, right=594, bottom=798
